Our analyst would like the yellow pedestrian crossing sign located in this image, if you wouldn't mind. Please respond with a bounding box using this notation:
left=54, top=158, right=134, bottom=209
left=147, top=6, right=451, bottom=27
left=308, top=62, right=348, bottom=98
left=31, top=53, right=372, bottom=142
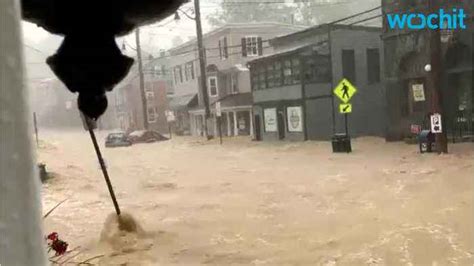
left=333, top=78, right=357, bottom=103
left=339, top=103, right=352, bottom=114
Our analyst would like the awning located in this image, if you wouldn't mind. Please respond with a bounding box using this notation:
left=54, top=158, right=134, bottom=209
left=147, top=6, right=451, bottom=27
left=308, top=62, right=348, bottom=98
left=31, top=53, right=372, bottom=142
left=168, top=94, right=198, bottom=111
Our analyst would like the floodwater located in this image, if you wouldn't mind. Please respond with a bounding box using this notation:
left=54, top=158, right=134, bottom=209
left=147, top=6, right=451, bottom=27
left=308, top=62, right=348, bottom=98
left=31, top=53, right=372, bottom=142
left=38, top=130, right=473, bottom=265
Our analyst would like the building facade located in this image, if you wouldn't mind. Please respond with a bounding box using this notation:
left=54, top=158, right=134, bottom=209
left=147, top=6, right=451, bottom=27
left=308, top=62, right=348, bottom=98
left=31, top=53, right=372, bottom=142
left=249, top=24, right=386, bottom=141
left=382, top=0, right=473, bottom=141
left=168, top=22, right=305, bottom=137
left=112, top=53, right=174, bottom=133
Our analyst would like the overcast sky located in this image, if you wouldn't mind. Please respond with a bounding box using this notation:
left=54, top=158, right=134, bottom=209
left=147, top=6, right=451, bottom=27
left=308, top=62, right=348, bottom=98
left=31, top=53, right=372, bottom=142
left=22, top=1, right=215, bottom=56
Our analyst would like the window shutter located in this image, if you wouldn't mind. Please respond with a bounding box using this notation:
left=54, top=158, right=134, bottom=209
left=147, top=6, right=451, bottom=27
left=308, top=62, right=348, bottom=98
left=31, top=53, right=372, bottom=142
left=257, top=37, right=263, bottom=56
left=241, top=38, right=247, bottom=57
left=223, top=37, right=228, bottom=59
left=218, top=40, right=222, bottom=60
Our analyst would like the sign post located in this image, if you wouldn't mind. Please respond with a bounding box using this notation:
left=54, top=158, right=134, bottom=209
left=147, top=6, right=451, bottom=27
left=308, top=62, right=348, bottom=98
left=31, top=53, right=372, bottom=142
left=216, top=102, right=222, bottom=145
left=333, top=78, right=357, bottom=136
left=332, top=78, right=358, bottom=153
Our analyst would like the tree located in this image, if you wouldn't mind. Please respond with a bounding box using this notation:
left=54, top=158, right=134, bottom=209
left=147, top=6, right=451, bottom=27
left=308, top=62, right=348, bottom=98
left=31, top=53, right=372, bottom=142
left=207, top=0, right=296, bottom=27
left=206, top=0, right=381, bottom=27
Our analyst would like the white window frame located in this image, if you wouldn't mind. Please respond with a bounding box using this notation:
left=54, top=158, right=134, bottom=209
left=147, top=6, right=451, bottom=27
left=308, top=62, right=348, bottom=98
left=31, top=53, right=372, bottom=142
left=146, top=91, right=154, bottom=101
left=219, top=36, right=228, bottom=60
left=147, top=107, right=157, bottom=123
left=231, top=73, right=238, bottom=94
left=208, top=76, right=218, bottom=97
left=245, top=35, right=258, bottom=57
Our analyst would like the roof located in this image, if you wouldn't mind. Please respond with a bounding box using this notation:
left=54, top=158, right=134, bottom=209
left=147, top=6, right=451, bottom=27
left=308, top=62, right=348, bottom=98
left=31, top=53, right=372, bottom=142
left=169, top=22, right=307, bottom=54
left=211, top=92, right=253, bottom=108
left=168, top=93, right=198, bottom=111
left=270, top=23, right=381, bottom=46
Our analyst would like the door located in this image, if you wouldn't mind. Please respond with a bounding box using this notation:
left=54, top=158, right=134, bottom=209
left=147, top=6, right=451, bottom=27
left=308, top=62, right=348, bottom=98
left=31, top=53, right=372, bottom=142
left=277, top=111, right=285, bottom=140
left=254, top=115, right=262, bottom=141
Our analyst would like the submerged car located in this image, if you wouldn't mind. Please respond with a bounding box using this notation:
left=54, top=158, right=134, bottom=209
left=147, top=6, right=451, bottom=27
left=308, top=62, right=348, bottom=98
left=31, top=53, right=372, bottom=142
left=127, top=130, right=169, bottom=144
left=105, top=132, right=132, bottom=148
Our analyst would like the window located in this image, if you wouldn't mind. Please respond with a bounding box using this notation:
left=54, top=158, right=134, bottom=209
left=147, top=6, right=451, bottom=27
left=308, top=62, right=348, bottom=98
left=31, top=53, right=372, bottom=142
left=219, top=37, right=228, bottom=60
left=242, top=36, right=262, bottom=57
left=258, top=65, right=267, bottom=90
left=185, top=62, right=194, bottom=81
left=251, top=71, right=259, bottom=91
left=274, top=61, right=282, bottom=86
left=153, top=65, right=160, bottom=77
left=283, top=59, right=292, bottom=85
left=146, top=91, right=154, bottom=101
left=174, top=67, right=179, bottom=84
left=367, top=48, right=381, bottom=84
left=342, top=49, right=356, bottom=83
left=147, top=107, right=157, bottom=123
left=208, top=76, right=218, bottom=97
left=291, top=58, right=301, bottom=84
left=231, top=73, right=238, bottom=94
left=178, top=66, right=183, bottom=83
left=267, top=64, right=275, bottom=88
left=174, top=66, right=183, bottom=84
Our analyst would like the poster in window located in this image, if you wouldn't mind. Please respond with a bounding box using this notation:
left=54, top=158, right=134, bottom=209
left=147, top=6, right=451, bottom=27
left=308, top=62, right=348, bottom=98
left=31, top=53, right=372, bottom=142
left=412, top=84, right=425, bottom=102
left=287, top=106, right=303, bottom=132
left=264, top=108, right=277, bottom=132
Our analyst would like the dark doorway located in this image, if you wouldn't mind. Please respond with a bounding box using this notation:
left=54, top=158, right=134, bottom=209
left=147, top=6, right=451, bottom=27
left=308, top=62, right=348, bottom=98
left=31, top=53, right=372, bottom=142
left=254, top=115, right=262, bottom=141
left=277, top=111, right=285, bottom=140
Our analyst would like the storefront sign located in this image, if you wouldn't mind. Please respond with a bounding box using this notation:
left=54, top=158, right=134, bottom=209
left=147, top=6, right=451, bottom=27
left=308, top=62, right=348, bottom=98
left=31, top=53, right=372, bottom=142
left=287, top=106, right=303, bottom=132
left=412, top=84, right=425, bottom=102
left=431, top=113, right=442, bottom=133
left=166, top=110, right=175, bottom=122
left=264, top=108, right=277, bottom=132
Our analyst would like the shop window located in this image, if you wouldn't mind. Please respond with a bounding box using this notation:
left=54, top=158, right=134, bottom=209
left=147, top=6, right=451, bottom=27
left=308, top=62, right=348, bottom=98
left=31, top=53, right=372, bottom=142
left=267, top=64, right=275, bottom=88
left=274, top=61, right=282, bottom=86
left=283, top=59, right=292, bottom=85
left=292, top=58, right=301, bottom=84
left=258, top=66, right=267, bottom=90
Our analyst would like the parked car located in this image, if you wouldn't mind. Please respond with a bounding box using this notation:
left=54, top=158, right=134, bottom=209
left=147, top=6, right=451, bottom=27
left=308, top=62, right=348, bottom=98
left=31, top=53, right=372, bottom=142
left=127, top=130, right=169, bottom=144
left=105, top=132, right=132, bottom=148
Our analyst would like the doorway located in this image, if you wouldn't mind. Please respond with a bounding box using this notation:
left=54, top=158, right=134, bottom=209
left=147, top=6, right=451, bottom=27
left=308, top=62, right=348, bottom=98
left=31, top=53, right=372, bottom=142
left=254, top=115, right=262, bottom=141
left=277, top=111, right=285, bottom=140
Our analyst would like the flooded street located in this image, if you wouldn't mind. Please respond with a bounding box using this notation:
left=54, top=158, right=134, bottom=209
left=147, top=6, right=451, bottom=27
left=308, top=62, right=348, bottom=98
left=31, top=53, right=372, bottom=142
left=39, top=130, right=473, bottom=265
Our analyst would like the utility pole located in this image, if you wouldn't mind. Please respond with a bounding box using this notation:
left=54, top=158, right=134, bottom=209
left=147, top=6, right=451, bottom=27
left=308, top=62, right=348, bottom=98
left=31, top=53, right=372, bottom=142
left=193, top=0, right=212, bottom=140
left=428, top=0, right=448, bottom=153
left=135, top=28, right=149, bottom=130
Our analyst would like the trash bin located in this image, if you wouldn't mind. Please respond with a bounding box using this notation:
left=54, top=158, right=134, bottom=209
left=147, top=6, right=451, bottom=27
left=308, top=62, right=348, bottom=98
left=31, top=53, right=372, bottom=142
left=332, top=133, right=352, bottom=153
left=418, top=130, right=435, bottom=153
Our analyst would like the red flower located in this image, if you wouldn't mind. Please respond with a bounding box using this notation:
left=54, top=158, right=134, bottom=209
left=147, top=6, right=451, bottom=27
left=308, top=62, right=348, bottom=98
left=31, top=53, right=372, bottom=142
left=51, top=239, right=68, bottom=255
left=46, top=232, right=68, bottom=256
left=47, top=232, right=58, bottom=241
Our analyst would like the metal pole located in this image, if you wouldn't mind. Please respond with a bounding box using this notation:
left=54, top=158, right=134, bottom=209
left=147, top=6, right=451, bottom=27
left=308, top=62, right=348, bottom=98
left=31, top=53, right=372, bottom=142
left=218, top=117, right=223, bottom=145
left=194, top=0, right=212, bottom=140
left=1, top=0, right=46, bottom=263
left=86, top=120, right=121, bottom=216
left=328, top=25, right=336, bottom=135
left=344, top=113, right=348, bottom=136
left=428, top=0, right=448, bottom=153
left=33, top=112, right=39, bottom=147
left=135, top=28, right=149, bottom=130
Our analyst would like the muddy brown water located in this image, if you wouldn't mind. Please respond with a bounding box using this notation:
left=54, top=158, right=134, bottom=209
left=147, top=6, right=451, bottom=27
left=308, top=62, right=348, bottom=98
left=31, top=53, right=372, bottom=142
left=39, top=130, right=473, bottom=265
